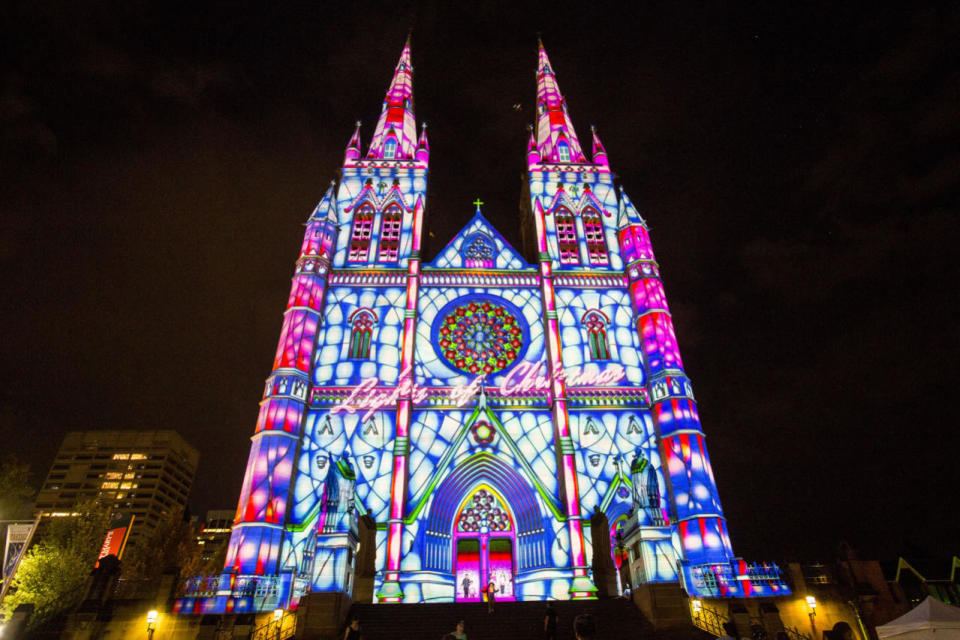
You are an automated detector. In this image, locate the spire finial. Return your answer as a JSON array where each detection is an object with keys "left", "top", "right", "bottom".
[
  {"left": 534, "top": 39, "right": 585, "bottom": 163},
  {"left": 473, "top": 198, "right": 484, "bottom": 213}
]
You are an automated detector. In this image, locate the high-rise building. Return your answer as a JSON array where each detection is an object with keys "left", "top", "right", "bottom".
[
  {"left": 194, "top": 509, "right": 235, "bottom": 565},
  {"left": 178, "top": 39, "right": 787, "bottom": 614},
  {"left": 35, "top": 430, "right": 199, "bottom": 548}
]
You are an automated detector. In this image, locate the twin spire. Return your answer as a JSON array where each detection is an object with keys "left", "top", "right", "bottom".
[{"left": 346, "top": 37, "right": 609, "bottom": 168}]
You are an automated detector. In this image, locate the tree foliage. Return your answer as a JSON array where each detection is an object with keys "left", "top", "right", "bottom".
[
  {"left": 0, "top": 455, "right": 35, "bottom": 520},
  {"left": 0, "top": 499, "right": 112, "bottom": 630}
]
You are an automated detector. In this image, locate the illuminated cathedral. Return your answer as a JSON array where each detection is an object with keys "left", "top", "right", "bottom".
[{"left": 177, "top": 38, "right": 788, "bottom": 614}]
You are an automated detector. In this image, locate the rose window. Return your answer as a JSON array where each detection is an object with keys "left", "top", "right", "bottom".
[
  {"left": 438, "top": 301, "right": 523, "bottom": 375},
  {"left": 456, "top": 488, "right": 511, "bottom": 534}
]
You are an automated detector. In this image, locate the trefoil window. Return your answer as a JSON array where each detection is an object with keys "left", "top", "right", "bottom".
[
  {"left": 349, "top": 311, "right": 375, "bottom": 359},
  {"left": 584, "top": 311, "right": 610, "bottom": 360}
]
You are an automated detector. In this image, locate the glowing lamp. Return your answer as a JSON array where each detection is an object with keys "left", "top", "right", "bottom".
[
  {"left": 273, "top": 608, "right": 284, "bottom": 622},
  {"left": 806, "top": 596, "right": 817, "bottom": 616},
  {"left": 146, "top": 610, "right": 159, "bottom": 639},
  {"left": 691, "top": 599, "right": 702, "bottom": 614}
]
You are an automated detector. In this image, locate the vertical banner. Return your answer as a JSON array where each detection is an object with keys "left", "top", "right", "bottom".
[
  {"left": 0, "top": 518, "right": 40, "bottom": 604},
  {"left": 96, "top": 513, "right": 135, "bottom": 567},
  {"left": 3, "top": 523, "right": 34, "bottom": 580}
]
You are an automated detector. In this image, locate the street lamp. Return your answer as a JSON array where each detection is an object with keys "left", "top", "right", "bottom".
[
  {"left": 273, "top": 608, "right": 284, "bottom": 640},
  {"left": 146, "top": 610, "right": 158, "bottom": 640},
  {"left": 805, "top": 596, "right": 817, "bottom": 634}
]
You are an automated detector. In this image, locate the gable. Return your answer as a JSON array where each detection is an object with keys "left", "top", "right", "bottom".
[{"left": 429, "top": 211, "right": 530, "bottom": 270}]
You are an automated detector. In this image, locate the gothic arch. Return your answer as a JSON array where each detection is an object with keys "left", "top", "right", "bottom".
[{"left": 422, "top": 452, "right": 547, "bottom": 572}]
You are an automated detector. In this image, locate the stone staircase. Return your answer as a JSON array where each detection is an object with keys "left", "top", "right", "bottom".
[{"left": 345, "top": 599, "right": 712, "bottom": 640}]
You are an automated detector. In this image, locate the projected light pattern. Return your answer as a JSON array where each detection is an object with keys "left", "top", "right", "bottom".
[{"left": 177, "top": 39, "right": 787, "bottom": 616}]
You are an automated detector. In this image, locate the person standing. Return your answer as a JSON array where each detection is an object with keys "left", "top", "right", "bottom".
[
  {"left": 461, "top": 574, "right": 472, "bottom": 599},
  {"left": 487, "top": 579, "right": 496, "bottom": 613},
  {"left": 544, "top": 602, "right": 558, "bottom": 640},
  {"left": 573, "top": 614, "right": 595, "bottom": 640},
  {"left": 343, "top": 618, "right": 362, "bottom": 640},
  {"left": 450, "top": 620, "right": 467, "bottom": 640}
]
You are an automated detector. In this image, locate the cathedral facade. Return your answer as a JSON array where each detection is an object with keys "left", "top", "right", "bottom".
[{"left": 177, "top": 39, "right": 787, "bottom": 614}]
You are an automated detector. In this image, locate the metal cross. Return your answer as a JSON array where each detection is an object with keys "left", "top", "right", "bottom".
[{"left": 473, "top": 198, "right": 484, "bottom": 209}]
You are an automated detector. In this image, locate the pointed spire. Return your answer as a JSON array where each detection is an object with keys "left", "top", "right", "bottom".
[
  {"left": 367, "top": 37, "right": 418, "bottom": 160},
  {"left": 617, "top": 186, "right": 647, "bottom": 229},
  {"left": 590, "top": 124, "right": 609, "bottom": 167},
  {"left": 309, "top": 181, "right": 338, "bottom": 222},
  {"left": 534, "top": 40, "right": 587, "bottom": 164},
  {"left": 344, "top": 121, "right": 361, "bottom": 163},
  {"left": 416, "top": 122, "right": 430, "bottom": 164},
  {"left": 526, "top": 124, "right": 541, "bottom": 166}
]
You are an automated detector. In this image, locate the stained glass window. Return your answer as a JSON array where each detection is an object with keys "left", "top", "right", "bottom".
[
  {"left": 348, "top": 204, "right": 374, "bottom": 262},
  {"left": 556, "top": 208, "right": 579, "bottom": 264},
  {"left": 557, "top": 142, "right": 570, "bottom": 162},
  {"left": 349, "top": 310, "right": 375, "bottom": 359},
  {"left": 378, "top": 204, "right": 402, "bottom": 262},
  {"left": 438, "top": 301, "right": 523, "bottom": 375},
  {"left": 582, "top": 208, "right": 608, "bottom": 265},
  {"left": 584, "top": 311, "right": 610, "bottom": 360},
  {"left": 384, "top": 137, "right": 397, "bottom": 159},
  {"left": 456, "top": 488, "right": 512, "bottom": 533}
]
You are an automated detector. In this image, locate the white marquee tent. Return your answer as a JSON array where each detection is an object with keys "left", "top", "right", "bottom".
[{"left": 876, "top": 596, "right": 960, "bottom": 639}]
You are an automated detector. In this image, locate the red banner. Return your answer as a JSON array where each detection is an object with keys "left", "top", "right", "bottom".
[{"left": 96, "top": 513, "right": 135, "bottom": 567}]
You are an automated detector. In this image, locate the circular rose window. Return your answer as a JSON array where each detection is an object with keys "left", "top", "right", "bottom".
[{"left": 437, "top": 301, "right": 523, "bottom": 375}]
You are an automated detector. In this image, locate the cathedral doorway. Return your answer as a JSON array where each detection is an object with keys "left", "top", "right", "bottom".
[{"left": 453, "top": 486, "right": 516, "bottom": 602}]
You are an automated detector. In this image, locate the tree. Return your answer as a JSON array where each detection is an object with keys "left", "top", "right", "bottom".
[
  {"left": 0, "top": 455, "right": 34, "bottom": 520},
  {"left": 0, "top": 499, "right": 112, "bottom": 630}
]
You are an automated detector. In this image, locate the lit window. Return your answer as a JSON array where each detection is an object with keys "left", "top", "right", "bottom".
[
  {"left": 557, "top": 142, "right": 570, "bottom": 162},
  {"left": 105, "top": 472, "right": 122, "bottom": 480},
  {"left": 584, "top": 311, "right": 610, "bottom": 360},
  {"left": 349, "top": 310, "right": 375, "bottom": 359},
  {"left": 130, "top": 453, "right": 147, "bottom": 460},
  {"left": 112, "top": 454, "right": 130, "bottom": 460},
  {"left": 348, "top": 204, "right": 374, "bottom": 262},
  {"left": 378, "top": 204, "right": 402, "bottom": 262},
  {"left": 582, "top": 209, "right": 608, "bottom": 265},
  {"left": 555, "top": 208, "right": 579, "bottom": 264},
  {"left": 101, "top": 482, "right": 119, "bottom": 489},
  {"left": 384, "top": 138, "right": 397, "bottom": 159}
]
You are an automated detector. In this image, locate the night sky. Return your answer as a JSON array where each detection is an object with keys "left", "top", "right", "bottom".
[{"left": 2, "top": 2, "right": 958, "bottom": 563}]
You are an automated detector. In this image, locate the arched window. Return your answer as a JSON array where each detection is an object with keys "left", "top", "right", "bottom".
[
  {"left": 555, "top": 208, "right": 579, "bottom": 265},
  {"left": 348, "top": 204, "right": 374, "bottom": 262},
  {"left": 348, "top": 310, "right": 375, "bottom": 359},
  {"left": 582, "top": 208, "right": 608, "bottom": 265},
  {"left": 384, "top": 137, "right": 397, "bottom": 159},
  {"left": 584, "top": 311, "right": 610, "bottom": 360},
  {"left": 557, "top": 142, "right": 570, "bottom": 162},
  {"left": 378, "top": 204, "right": 402, "bottom": 262}
]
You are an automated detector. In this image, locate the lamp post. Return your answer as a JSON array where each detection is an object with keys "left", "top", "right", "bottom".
[
  {"left": 273, "top": 608, "right": 284, "bottom": 640},
  {"left": 691, "top": 598, "right": 703, "bottom": 624},
  {"left": 146, "top": 610, "right": 158, "bottom": 640},
  {"left": 805, "top": 596, "right": 817, "bottom": 634}
]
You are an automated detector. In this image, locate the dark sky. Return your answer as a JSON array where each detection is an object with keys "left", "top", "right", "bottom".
[{"left": 2, "top": 2, "right": 958, "bottom": 563}]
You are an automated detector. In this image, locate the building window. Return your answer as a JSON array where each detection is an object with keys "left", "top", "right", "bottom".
[
  {"left": 384, "top": 138, "right": 397, "bottom": 159},
  {"left": 378, "top": 204, "right": 402, "bottom": 262},
  {"left": 555, "top": 208, "right": 579, "bottom": 264},
  {"left": 557, "top": 142, "right": 570, "bottom": 162},
  {"left": 349, "top": 310, "right": 376, "bottom": 359},
  {"left": 582, "top": 208, "right": 608, "bottom": 265},
  {"left": 348, "top": 204, "right": 374, "bottom": 262},
  {"left": 584, "top": 311, "right": 610, "bottom": 360}
]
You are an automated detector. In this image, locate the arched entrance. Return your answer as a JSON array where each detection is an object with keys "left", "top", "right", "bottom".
[{"left": 453, "top": 486, "right": 516, "bottom": 602}]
